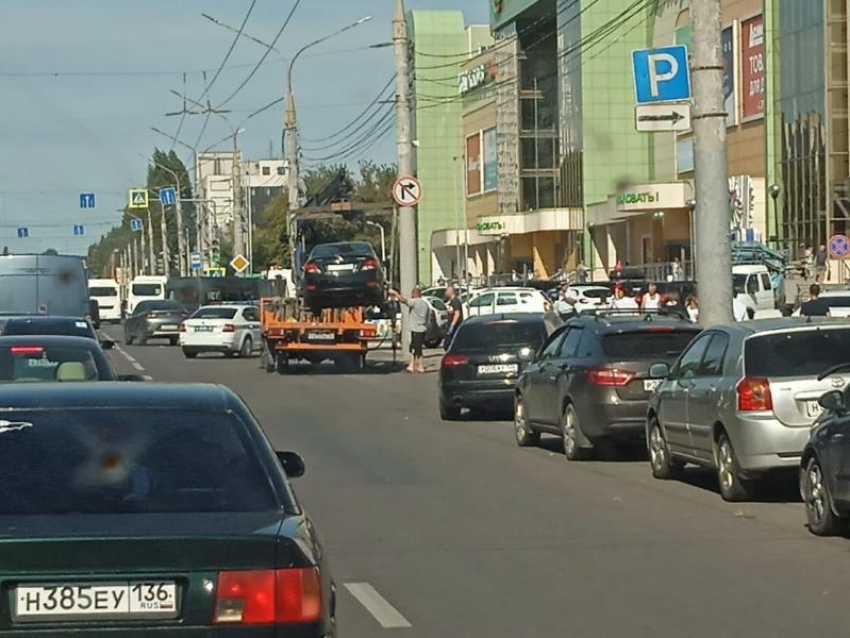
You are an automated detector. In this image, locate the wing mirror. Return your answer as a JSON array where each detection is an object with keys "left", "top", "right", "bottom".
[
  {"left": 276, "top": 451, "right": 306, "bottom": 478},
  {"left": 819, "top": 390, "right": 847, "bottom": 413},
  {"left": 649, "top": 362, "right": 670, "bottom": 379},
  {"left": 100, "top": 339, "right": 116, "bottom": 350}
]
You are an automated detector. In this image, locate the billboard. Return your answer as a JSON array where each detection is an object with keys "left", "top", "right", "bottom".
[
  {"left": 741, "top": 14, "right": 765, "bottom": 120},
  {"left": 482, "top": 128, "right": 498, "bottom": 191},
  {"left": 466, "top": 133, "right": 482, "bottom": 196},
  {"left": 721, "top": 25, "right": 737, "bottom": 126}
]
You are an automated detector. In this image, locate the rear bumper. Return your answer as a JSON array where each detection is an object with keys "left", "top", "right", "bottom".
[
  {"left": 576, "top": 398, "right": 648, "bottom": 441},
  {"left": 141, "top": 322, "right": 182, "bottom": 338},
  {"left": 98, "top": 306, "right": 122, "bottom": 321},
  {"left": 180, "top": 334, "right": 239, "bottom": 350},
  {"left": 731, "top": 413, "right": 811, "bottom": 472},
  {"left": 440, "top": 381, "right": 516, "bottom": 410}
]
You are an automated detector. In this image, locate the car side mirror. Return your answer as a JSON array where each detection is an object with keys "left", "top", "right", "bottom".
[
  {"left": 649, "top": 362, "right": 670, "bottom": 379},
  {"left": 100, "top": 339, "right": 115, "bottom": 350},
  {"left": 116, "top": 374, "right": 146, "bottom": 382},
  {"left": 819, "top": 390, "right": 847, "bottom": 413},
  {"left": 276, "top": 451, "right": 306, "bottom": 478},
  {"left": 517, "top": 347, "right": 535, "bottom": 363}
]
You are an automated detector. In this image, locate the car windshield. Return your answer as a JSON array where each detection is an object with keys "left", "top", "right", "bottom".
[
  {"left": 745, "top": 328, "right": 850, "bottom": 377},
  {"left": 0, "top": 345, "right": 105, "bottom": 383},
  {"left": 310, "top": 243, "right": 374, "bottom": 258},
  {"left": 132, "top": 283, "right": 162, "bottom": 296},
  {"left": 602, "top": 331, "right": 699, "bottom": 359},
  {"left": 0, "top": 408, "right": 278, "bottom": 515},
  {"left": 451, "top": 320, "right": 547, "bottom": 352},
  {"left": 3, "top": 320, "right": 94, "bottom": 339},
  {"left": 192, "top": 307, "right": 237, "bottom": 319},
  {"left": 89, "top": 286, "right": 118, "bottom": 297},
  {"left": 578, "top": 289, "right": 610, "bottom": 299}
]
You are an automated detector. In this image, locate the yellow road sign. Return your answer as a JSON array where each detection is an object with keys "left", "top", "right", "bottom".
[
  {"left": 230, "top": 254, "right": 250, "bottom": 273},
  {"left": 129, "top": 188, "right": 149, "bottom": 209}
]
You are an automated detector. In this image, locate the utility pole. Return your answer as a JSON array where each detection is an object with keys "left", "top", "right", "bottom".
[
  {"left": 285, "top": 94, "right": 299, "bottom": 271},
  {"left": 146, "top": 209, "right": 156, "bottom": 275},
  {"left": 159, "top": 202, "right": 171, "bottom": 275},
  {"left": 394, "top": 0, "right": 417, "bottom": 353},
  {"left": 231, "top": 137, "right": 245, "bottom": 263},
  {"left": 692, "top": 0, "right": 733, "bottom": 326}
]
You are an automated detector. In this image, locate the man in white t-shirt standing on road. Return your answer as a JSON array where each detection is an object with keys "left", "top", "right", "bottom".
[{"left": 389, "top": 287, "right": 430, "bottom": 373}]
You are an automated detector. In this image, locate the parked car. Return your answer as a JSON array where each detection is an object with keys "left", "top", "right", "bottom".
[
  {"left": 423, "top": 295, "right": 449, "bottom": 348},
  {"left": 0, "top": 383, "right": 335, "bottom": 636},
  {"left": 421, "top": 285, "right": 473, "bottom": 301},
  {"left": 0, "top": 335, "right": 117, "bottom": 383},
  {"left": 438, "top": 313, "right": 552, "bottom": 420},
  {"left": 647, "top": 318, "right": 850, "bottom": 501},
  {"left": 800, "top": 380, "right": 850, "bottom": 535},
  {"left": 608, "top": 267, "right": 648, "bottom": 297},
  {"left": 124, "top": 300, "right": 188, "bottom": 346},
  {"left": 792, "top": 289, "right": 850, "bottom": 317},
  {"left": 179, "top": 304, "right": 262, "bottom": 359},
  {"left": 565, "top": 285, "right": 612, "bottom": 313},
  {"left": 732, "top": 264, "right": 776, "bottom": 313},
  {"left": 301, "top": 241, "right": 385, "bottom": 312},
  {"left": 464, "top": 287, "right": 549, "bottom": 317},
  {"left": 514, "top": 314, "right": 700, "bottom": 458}
]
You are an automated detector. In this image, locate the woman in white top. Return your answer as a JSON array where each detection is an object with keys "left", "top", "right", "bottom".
[
  {"left": 685, "top": 295, "right": 699, "bottom": 322},
  {"left": 641, "top": 283, "right": 662, "bottom": 311}
]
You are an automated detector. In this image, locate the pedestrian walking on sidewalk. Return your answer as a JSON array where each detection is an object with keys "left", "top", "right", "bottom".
[
  {"left": 389, "top": 287, "right": 429, "bottom": 373},
  {"left": 815, "top": 245, "right": 828, "bottom": 283}
]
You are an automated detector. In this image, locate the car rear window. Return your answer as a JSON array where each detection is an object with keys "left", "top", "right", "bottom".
[
  {"left": 192, "top": 307, "right": 237, "bottom": 319},
  {"left": 579, "top": 289, "right": 610, "bottom": 299},
  {"left": 745, "top": 328, "right": 850, "bottom": 377},
  {"left": 3, "top": 320, "right": 94, "bottom": 339},
  {"left": 0, "top": 408, "right": 279, "bottom": 515},
  {"left": 132, "top": 283, "right": 162, "bottom": 296},
  {"left": 451, "top": 320, "right": 547, "bottom": 351},
  {"left": 0, "top": 345, "right": 104, "bottom": 383},
  {"left": 601, "top": 331, "right": 699, "bottom": 360},
  {"left": 310, "top": 243, "right": 373, "bottom": 258},
  {"left": 89, "top": 286, "right": 118, "bottom": 297}
]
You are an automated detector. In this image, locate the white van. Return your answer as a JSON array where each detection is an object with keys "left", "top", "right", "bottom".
[
  {"left": 128, "top": 275, "right": 167, "bottom": 314},
  {"left": 732, "top": 265, "right": 776, "bottom": 315},
  {"left": 88, "top": 278, "right": 122, "bottom": 323}
]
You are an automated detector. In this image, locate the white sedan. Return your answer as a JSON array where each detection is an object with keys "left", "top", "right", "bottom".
[
  {"left": 464, "top": 288, "right": 550, "bottom": 317},
  {"left": 179, "top": 304, "right": 262, "bottom": 359},
  {"left": 565, "top": 285, "right": 612, "bottom": 313}
]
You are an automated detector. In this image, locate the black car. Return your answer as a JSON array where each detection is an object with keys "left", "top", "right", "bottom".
[
  {"left": 124, "top": 300, "right": 188, "bottom": 346},
  {"left": 302, "top": 242, "right": 385, "bottom": 312},
  {"left": 0, "top": 383, "right": 334, "bottom": 636},
  {"left": 438, "top": 313, "right": 552, "bottom": 420},
  {"left": 0, "top": 335, "right": 117, "bottom": 383},
  {"left": 514, "top": 314, "right": 700, "bottom": 459},
  {"left": 3, "top": 315, "right": 100, "bottom": 341}
]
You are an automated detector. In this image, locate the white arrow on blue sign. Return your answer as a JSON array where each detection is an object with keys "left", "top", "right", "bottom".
[
  {"left": 632, "top": 45, "right": 691, "bottom": 104},
  {"left": 79, "top": 193, "right": 96, "bottom": 209},
  {"left": 190, "top": 251, "right": 202, "bottom": 270},
  {"left": 159, "top": 187, "right": 177, "bottom": 206},
  {"left": 16, "top": 228, "right": 28, "bottom": 239},
  {"left": 130, "top": 218, "right": 143, "bottom": 232}
]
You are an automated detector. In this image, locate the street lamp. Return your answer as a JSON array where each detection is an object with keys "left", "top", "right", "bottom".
[
  {"left": 768, "top": 184, "right": 781, "bottom": 247},
  {"left": 285, "top": 16, "right": 373, "bottom": 266},
  {"left": 365, "top": 220, "right": 386, "bottom": 262}
]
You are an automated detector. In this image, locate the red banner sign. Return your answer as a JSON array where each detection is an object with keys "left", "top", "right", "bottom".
[
  {"left": 466, "top": 133, "right": 482, "bottom": 196},
  {"left": 741, "top": 14, "right": 765, "bottom": 120}
]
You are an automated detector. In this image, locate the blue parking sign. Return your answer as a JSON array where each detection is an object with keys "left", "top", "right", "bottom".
[{"left": 632, "top": 45, "right": 691, "bottom": 104}]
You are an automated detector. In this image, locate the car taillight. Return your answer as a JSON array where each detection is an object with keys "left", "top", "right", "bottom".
[
  {"left": 588, "top": 367, "right": 635, "bottom": 386},
  {"left": 361, "top": 258, "right": 379, "bottom": 271},
  {"left": 304, "top": 262, "right": 320, "bottom": 274},
  {"left": 222, "top": 324, "right": 236, "bottom": 333},
  {"left": 9, "top": 346, "right": 44, "bottom": 355},
  {"left": 442, "top": 354, "right": 469, "bottom": 368},
  {"left": 214, "top": 568, "right": 321, "bottom": 625},
  {"left": 737, "top": 377, "right": 773, "bottom": 411}
]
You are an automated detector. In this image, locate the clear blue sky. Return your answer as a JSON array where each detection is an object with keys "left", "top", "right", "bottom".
[{"left": 0, "top": 0, "right": 488, "bottom": 254}]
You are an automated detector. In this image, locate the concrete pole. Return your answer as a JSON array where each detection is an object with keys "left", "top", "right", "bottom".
[
  {"left": 692, "top": 0, "right": 733, "bottom": 326},
  {"left": 231, "top": 137, "right": 245, "bottom": 264},
  {"left": 394, "top": 0, "right": 417, "bottom": 352},
  {"left": 159, "top": 203, "right": 170, "bottom": 275},
  {"left": 146, "top": 209, "right": 156, "bottom": 275},
  {"left": 285, "top": 94, "right": 299, "bottom": 271}
]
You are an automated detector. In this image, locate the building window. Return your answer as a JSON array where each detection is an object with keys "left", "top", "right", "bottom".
[
  {"left": 262, "top": 166, "right": 271, "bottom": 176},
  {"left": 277, "top": 166, "right": 285, "bottom": 176}
]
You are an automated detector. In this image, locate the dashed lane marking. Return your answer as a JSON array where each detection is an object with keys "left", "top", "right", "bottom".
[{"left": 344, "top": 583, "right": 412, "bottom": 629}]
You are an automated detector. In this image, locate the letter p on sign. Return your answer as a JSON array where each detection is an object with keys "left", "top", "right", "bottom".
[
  {"left": 648, "top": 53, "right": 678, "bottom": 97},
  {"left": 632, "top": 45, "right": 691, "bottom": 104}
]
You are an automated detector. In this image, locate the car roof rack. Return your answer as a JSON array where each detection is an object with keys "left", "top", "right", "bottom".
[{"left": 586, "top": 308, "right": 691, "bottom": 323}]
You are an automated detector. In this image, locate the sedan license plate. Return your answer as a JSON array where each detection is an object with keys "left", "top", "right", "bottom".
[
  {"left": 306, "top": 331, "right": 336, "bottom": 342},
  {"left": 160, "top": 324, "right": 178, "bottom": 331},
  {"left": 15, "top": 581, "right": 178, "bottom": 622},
  {"left": 804, "top": 400, "right": 823, "bottom": 419},
  {"left": 478, "top": 364, "right": 518, "bottom": 376},
  {"left": 327, "top": 264, "right": 355, "bottom": 272},
  {"left": 194, "top": 326, "right": 214, "bottom": 332},
  {"left": 644, "top": 380, "right": 661, "bottom": 392}
]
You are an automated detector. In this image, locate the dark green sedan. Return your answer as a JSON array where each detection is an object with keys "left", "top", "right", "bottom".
[{"left": 0, "top": 383, "right": 336, "bottom": 637}]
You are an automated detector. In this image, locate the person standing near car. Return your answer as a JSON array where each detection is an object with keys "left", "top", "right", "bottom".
[
  {"left": 609, "top": 285, "right": 639, "bottom": 311},
  {"left": 444, "top": 284, "right": 464, "bottom": 349},
  {"left": 815, "top": 244, "right": 828, "bottom": 283},
  {"left": 388, "top": 287, "right": 429, "bottom": 373},
  {"left": 641, "top": 283, "right": 662, "bottom": 311},
  {"left": 800, "top": 283, "right": 831, "bottom": 317}
]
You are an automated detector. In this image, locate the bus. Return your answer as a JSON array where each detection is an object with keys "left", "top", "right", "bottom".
[
  {"left": 128, "top": 275, "right": 167, "bottom": 314},
  {"left": 88, "top": 278, "right": 122, "bottom": 322}
]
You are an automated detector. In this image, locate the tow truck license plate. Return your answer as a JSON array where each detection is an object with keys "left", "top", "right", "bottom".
[
  {"left": 15, "top": 581, "right": 178, "bottom": 622},
  {"left": 306, "top": 331, "right": 335, "bottom": 342}
]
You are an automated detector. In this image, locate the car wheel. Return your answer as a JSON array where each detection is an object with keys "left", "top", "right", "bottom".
[
  {"left": 648, "top": 416, "right": 684, "bottom": 479},
  {"left": 440, "top": 398, "right": 461, "bottom": 421},
  {"left": 803, "top": 456, "right": 847, "bottom": 536},
  {"left": 276, "top": 355, "right": 290, "bottom": 375},
  {"left": 169, "top": 336, "right": 179, "bottom": 346},
  {"left": 562, "top": 404, "right": 591, "bottom": 461},
  {"left": 240, "top": 336, "right": 253, "bottom": 358},
  {"left": 514, "top": 396, "right": 540, "bottom": 447},
  {"left": 182, "top": 348, "right": 197, "bottom": 359},
  {"left": 716, "top": 433, "right": 754, "bottom": 502}
]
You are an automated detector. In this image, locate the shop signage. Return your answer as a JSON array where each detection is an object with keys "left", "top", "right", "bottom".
[
  {"left": 476, "top": 221, "right": 505, "bottom": 232},
  {"left": 615, "top": 183, "right": 688, "bottom": 212},
  {"left": 741, "top": 14, "right": 765, "bottom": 120},
  {"left": 616, "top": 191, "right": 660, "bottom": 206},
  {"left": 459, "top": 64, "right": 489, "bottom": 95},
  {"left": 482, "top": 128, "right": 498, "bottom": 191}
]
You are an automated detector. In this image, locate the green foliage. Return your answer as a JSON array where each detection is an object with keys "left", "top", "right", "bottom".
[{"left": 42, "top": 248, "right": 59, "bottom": 256}]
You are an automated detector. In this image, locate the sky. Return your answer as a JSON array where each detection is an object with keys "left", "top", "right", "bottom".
[{"left": 0, "top": 0, "right": 488, "bottom": 254}]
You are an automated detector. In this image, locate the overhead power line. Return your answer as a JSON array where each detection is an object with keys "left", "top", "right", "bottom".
[
  {"left": 301, "top": 74, "right": 395, "bottom": 143},
  {"left": 196, "top": 0, "right": 259, "bottom": 103}
]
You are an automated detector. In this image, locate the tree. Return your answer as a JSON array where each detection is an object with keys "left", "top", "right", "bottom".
[{"left": 42, "top": 248, "right": 59, "bottom": 256}]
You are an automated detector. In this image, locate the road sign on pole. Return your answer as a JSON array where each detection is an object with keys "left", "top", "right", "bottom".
[
  {"left": 828, "top": 234, "right": 850, "bottom": 259},
  {"left": 632, "top": 45, "right": 691, "bottom": 104},
  {"left": 73, "top": 225, "right": 85, "bottom": 236},
  {"left": 635, "top": 103, "right": 692, "bottom": 132},
  {"left": 129, "top": 188, "right": 149, "bottom": 209},
  {"left": 230, "top": 254, "right": 250, "bottom": 274},
  {"left": 159, "top": 187, "right": 176, "bottom": 206},
  {"left": 79, "top": 193, "right": 96, "bottom": 209},
  {"left": 130, "top": 218, "right": 143, "bottom": 232},
  {"left": 16, "top": 228, "right": 28, "bottom": 239},
  {"left": 392, "top": 175, "right": 422, "bottom": 207},
  {"left": 190, "top": 251, "right": 202, "bottom": 270}
]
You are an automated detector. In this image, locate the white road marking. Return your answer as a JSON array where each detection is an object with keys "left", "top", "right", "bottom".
[
  {"left": 344, "top": 583, "right": 412, "bottom": 629},
  {"left": 113, "top": 343, "right": 146, "bottom": 374},
  {"left": 132, "top": 362, "right": 145, "bottom": 371},
  {"left": 143, "top": 375, "right": 153, "bottom": 381}
]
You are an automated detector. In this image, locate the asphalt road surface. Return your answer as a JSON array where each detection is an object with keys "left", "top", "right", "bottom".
[{"left": 102, "top": 325, "right": 850, "bottom": 638}]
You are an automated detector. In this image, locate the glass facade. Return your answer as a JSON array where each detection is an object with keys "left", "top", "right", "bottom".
[{"left": 558, "top": 0, "right": 583, "bottom": 208}]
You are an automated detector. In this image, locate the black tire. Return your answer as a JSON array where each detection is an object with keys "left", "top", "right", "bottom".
[
  {"left": 562, "top": 404, "right": 591, "bottom": 461},
  {"left": 647, "top": 416, "right": 684, "bottom": 479},
  {"left": 224, "top": 350, "right": 237, "bottom": 359},
  {"left": 440, "top": 398, "right": 461, "bottom": 421},
  {"left": 240, "top": 336, "right": 253, "bottom": 358},
  {"left": 182, "top": 348, "right": 198, "bottom": 359},
  {"left": 716, "top": 433, "right": 754, "bottom": 502},
  {"left": 514, "top": 396, "right": 540, "bottom": 447},
  {"left": 802, "top": 456, "right": 847, "bottom": 536},
  {"left": 169, "top": 336, "right": 179, "bottom": 346},
  {"left": 276, "top": 355, "right": 290, "bottom": 375}
]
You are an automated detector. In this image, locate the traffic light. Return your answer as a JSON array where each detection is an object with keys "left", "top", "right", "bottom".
[{"left": 211, "top": 237, "right": 221, "bottom": 264}]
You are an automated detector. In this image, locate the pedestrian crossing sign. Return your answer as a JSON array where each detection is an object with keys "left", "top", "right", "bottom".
[{"left": 129, "top": 188, "right": 149, "bottom": 209}]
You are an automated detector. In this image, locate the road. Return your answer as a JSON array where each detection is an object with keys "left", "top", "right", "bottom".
[{"left": 102, "top": 325, "right": 850, "bottom": 638}]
